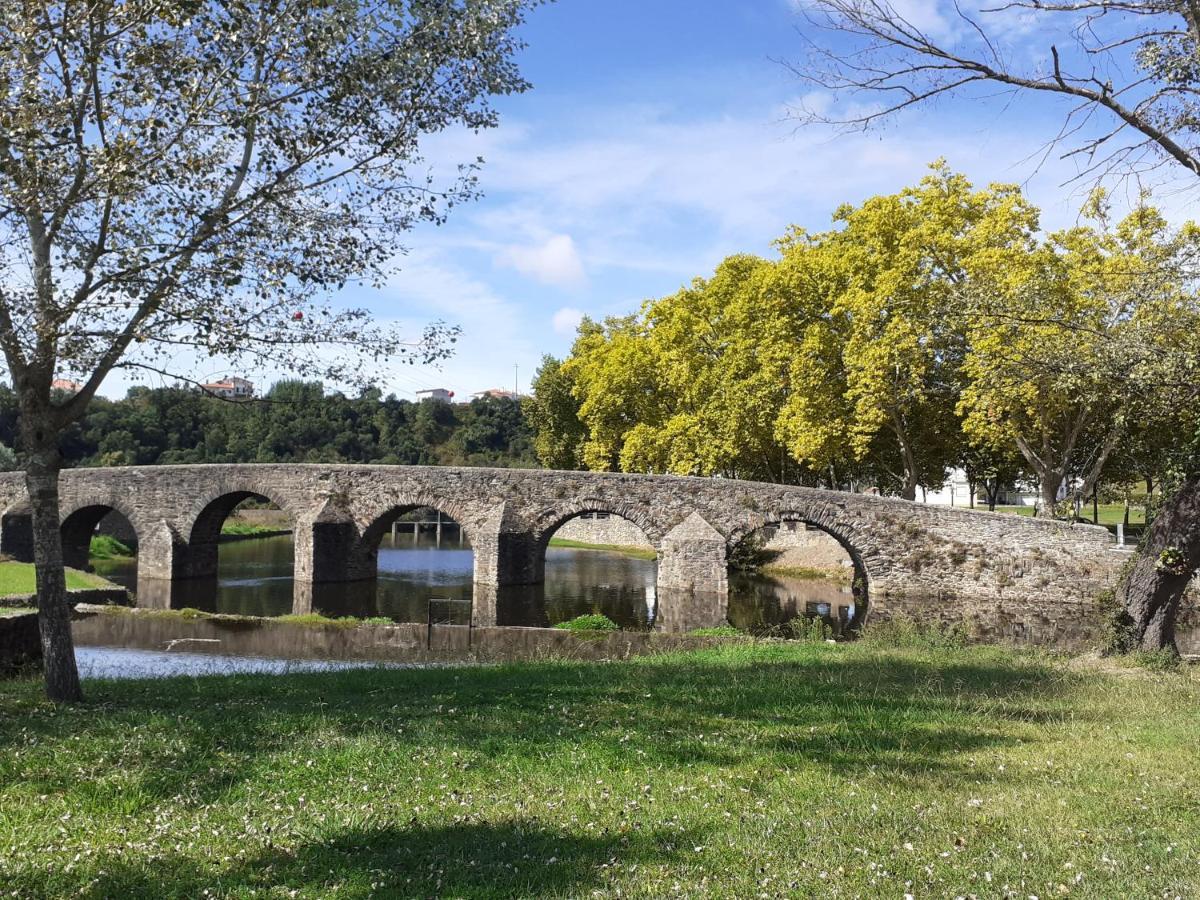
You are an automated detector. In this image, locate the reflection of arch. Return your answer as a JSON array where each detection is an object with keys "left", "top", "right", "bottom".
[
  {"left": 728, "top": 509, "right": 872, "bottom": 626},
  {"left": 60, "top": 503, "right": 140, "bottom": 572},
  {"left": 184, "top": 488, "right": 296, "bottom": 546},
  {"left": 531, "top": 498, "right": 665, "bottom": 551}
]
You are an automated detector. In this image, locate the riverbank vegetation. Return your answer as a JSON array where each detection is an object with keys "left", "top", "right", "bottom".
[
  {"left": 759, "top": 563, "right": 851, "bottom": 583},
  {"left": 1, "top": 641, "right": 1196, "bottom": 896},
  {"left": 87, "top": 535, "right": 132, "bottom": 560},
  {"left": 546, "top": 537, "right": 658, "bottom": 560},
  {"left": 219, "top": 521, "right": 291, "bottom": 539}
]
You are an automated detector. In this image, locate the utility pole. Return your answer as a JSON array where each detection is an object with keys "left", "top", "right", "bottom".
[{"left": 514, "top": 363, "right": 519, "bottom": 399}]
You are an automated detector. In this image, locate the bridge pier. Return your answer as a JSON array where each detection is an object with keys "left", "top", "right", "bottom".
[
  {"left": 655, "top": 512, "right": 729, "bottom": 596},
  {"left": 294, "top": 500, "right": 368, "bottom": 583},
  {"left": 472, "top": 528, "right": 544, "bottom": 586}
]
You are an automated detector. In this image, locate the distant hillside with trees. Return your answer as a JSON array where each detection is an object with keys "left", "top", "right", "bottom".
[{"left": 0, "top": 381, "right": 536, "bottom": 470}]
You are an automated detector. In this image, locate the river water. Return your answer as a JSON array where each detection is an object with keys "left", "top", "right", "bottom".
[{"left": 93, "top": 533, "right": 860, "bottom": 636}]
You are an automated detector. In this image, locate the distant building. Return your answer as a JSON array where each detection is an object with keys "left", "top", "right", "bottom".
[
  {"left": 925, "top": 469, "right": 1062, "bottom": 509},
  {"left": 51, "top": 378, "right": 82, "bottom": 394},
  {"left": 471, "top": 387, "right": 519, "bottom": 401},
  {"left": 924, "top": 468, "right": 975, "bottom": 507},
  {"left": 416, "top": 388, "right": 455, "bottom": 403},
  {"left": 201, "top": 376, "right": 254, "bottom": 400}
]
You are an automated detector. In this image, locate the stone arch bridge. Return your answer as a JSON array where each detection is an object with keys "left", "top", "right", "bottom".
[{"left": 0, "top": 465, "right": 1124, "bottom": 639}]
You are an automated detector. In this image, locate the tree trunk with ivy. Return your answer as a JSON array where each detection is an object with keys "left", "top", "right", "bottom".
[{"left": 1113, "top": 474, "right": 1200, "bottom": 654}]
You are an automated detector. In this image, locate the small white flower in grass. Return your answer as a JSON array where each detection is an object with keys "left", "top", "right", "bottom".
[{"left": 968, "top": 798, "right": 983, "bottom": 807}]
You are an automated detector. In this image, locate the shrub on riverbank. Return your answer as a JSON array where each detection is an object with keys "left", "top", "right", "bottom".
[
  {"left": 553, "top": 613, "right": 619, "bottom": 632},
  {"left": 1, "top": 643, "right": 1197, "bottom": 896},
  {"left": 88, "top": 535, "right": 132, "bottom": 560}
]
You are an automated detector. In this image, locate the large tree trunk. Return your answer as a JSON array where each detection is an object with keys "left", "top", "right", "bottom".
[
  {"left": 1114, "top": 473, "right": 1200, "bottom": 655},
  {"left": 1037, "top": 472, "right": 1063, "bottom": 518},
  {"left": 888, "top": 413, "right": 919, "bottom": 501},
  {"left": 984, "top": 478, "right": 1000, "bottom": 512},
  {"left": 24, "top": 449, "right": 82, "bottom": 702}
]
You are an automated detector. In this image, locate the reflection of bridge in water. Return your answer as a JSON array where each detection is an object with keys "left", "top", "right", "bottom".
[{"left": 0, "top": 464, "right": 1122, "bottom": 638}]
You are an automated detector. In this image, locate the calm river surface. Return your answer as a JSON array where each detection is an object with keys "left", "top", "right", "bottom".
[{"left": 94, "top": 533, "right": 859, "bottom": 635}]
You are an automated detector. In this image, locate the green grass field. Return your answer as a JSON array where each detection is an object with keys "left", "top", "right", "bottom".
[
  {"left": 220, "top": 521, "right": 290, "bottom": 537},
  {"left": 546, "top": 537, "right": 658, "bottom": 560},
  {"left": 0, "top": 560, "right": 114, "bottom": 595},
  {"left": 2, "top": 642, "right": 1197, "bottom": 897},
  {"left": 993, "top": 503, "right": 1146, "bottom": 525},
  {"left": 759, "top": 563, "right": 853, "bottom": 583}
]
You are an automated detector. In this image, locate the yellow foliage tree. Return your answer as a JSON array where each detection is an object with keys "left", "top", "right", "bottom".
[
  {"left": 776, "top": 163, "right": 1039, "bottom": 498},
  {"left": 959, "top": 193, "right": 1200, "bottom": 516}
]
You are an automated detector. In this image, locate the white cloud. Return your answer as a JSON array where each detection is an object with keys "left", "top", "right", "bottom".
[
  {"left": 496, "top": 233, "right": 587, "bottom": 287},
  {"left": 375, "top": 249, "right": 542, "bottom": 397},
  {"left": 552, "top": 306, "right": 584, "bottom": 336}
]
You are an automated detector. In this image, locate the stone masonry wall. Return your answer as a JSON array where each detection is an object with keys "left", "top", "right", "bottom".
[
  {"left": 760, "top": 522, "right": 855, "bottom": 572},
  {"left": 0, "top": 612, "right": 40, "bottom": 674},
  {"left": 553, "top": 513, "right": 653, "bottom": 547}
]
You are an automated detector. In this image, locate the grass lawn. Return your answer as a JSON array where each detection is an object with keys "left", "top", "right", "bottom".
[
  {"left": 1, "top": 642, "right": 1198, "bottom": 897},
  {"left": 993, "top": 503, "right": 1146, "bottom": 525},
  {"left": 221, "top": 521, "right": 291, "bottom": 537},
  {"left": 547, "top": 537, "right": 658, "bottom": 560},
  {"left": 0, "top": 560, "right": 114, "bottom": 595},
  {"left": 759, "top": 563, "right": 852, "bottom": 583}
]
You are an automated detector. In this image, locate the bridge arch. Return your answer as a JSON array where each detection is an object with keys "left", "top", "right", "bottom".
[
  {"left": 530, "top": 498, "right": 667, "bottom": 552},
  {"left": 58, "top": 496, "right": 144, "bottom": 573},
  {"left": 523, "top": 503, "right": 661, "bottom": 629},
  {"left": 728, "top": 510, "right": 870, "bottom": 634},
  {"left": 178, "top": 485, "right": 300, "bottom": 583},
  {"left": 356, "top": 495, "right": 476, "bottom": 553},
  {"left": 340, "top": 493, "right": 480, "bottom": 588},
  {"left": 183, "top": 485, "right": 299, "bottom": 547}
]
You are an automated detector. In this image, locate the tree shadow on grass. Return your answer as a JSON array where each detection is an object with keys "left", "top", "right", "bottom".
[
  {"left": 0, "top": 647, "right": 1083, "bottom": 809},
  {"left": 13, "top": 819, "right": 695, "bottom": 900}
]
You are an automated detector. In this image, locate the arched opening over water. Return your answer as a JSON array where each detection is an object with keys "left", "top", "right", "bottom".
[
  {"left": 522, "top": 510, "right": 659, "bottom": 630},
  {"left": 60, "top": 505, "right": 139, "bottom": 592},
  {"left": 350, "top": 504, "right": 474, "bottom": 624},
  {"left": 727, "top": 518, "right": 867, "bottom": 638},
  {"left": 180, "top": 492, "right": 295, "bottom": 616}
]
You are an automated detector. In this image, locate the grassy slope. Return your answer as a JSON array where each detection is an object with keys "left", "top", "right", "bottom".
[
  {"left": 0, "top": 560, "right": 112, "bottom": 595},
  {"left": 1, "top": 644, "right": 1197, "bottom": 897},
  {"left": 547, "top": 537, "right": 658, "bottom": 560},
  {"left": 220, "top": 521, "right": 290, "bottom": 537},
  {"left": 759, "top": 563, "right": 852, "bottom": 583}
]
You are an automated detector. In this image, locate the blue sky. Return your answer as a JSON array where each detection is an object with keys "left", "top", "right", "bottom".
[{"left": 121, "top": 0, "right": 1200, "bottom": 400}]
